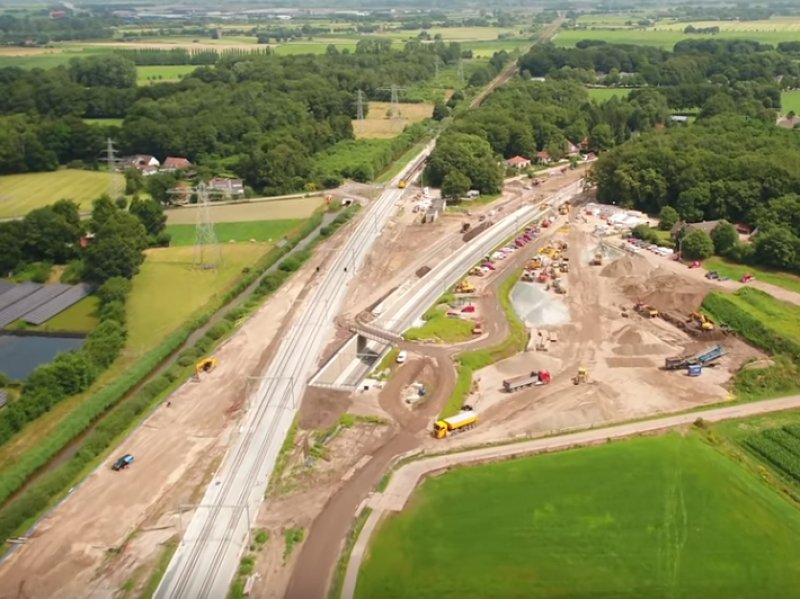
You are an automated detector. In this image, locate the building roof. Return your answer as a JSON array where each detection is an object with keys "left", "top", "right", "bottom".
[
  {"left": 505, "top": 155, "right": 530, "bottom": 167},
  {"left": 565, "top": 141, "right": 580, "bottom": 154},
  {"left": 535, "top": 151, "right": 551, "bottom": 160},
  {"left": 671, "top": 219, "right": 721, "bottom": 237},
  {"left": 163, "top": 156, "right": 192, "bottom": 169}
]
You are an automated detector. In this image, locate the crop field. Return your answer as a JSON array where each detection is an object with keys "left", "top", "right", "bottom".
[
  {"left": 125, "top": 244, "right": 267, "bottom": 354},
  {"left": 464, "top": 38, "right": 532, "bottom": 57},
  {"left": 0, "top": 170, "right": 124, "bottom": 218},
  {"left": 137, "top": 65, "right": 197, "bottom": 84},
  {"left": 355, "top": 434, "right": 800, "bottom": 599},
  {"left": 165, "top": 219, "right": 303, "bottom": 246},
  {"left": 164, "top": 197, "right": 323, "bottom": 225},
  {"left": 585, "top": 87, "right": 635, "bottom": 101},
  {"left": 353, "top": 102, "right": 433, "bottom": 139}
]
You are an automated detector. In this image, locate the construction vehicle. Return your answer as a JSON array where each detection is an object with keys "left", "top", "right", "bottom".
[
  {"left": 472, "top": 323, "right": 483, "bottom": 335},
  {"left": 665, "top": 345, "right": 724, "bottom": 370},
  {"left": 461, "top": 223, "right": 471, "bottom": 233},
  {"left": 455, "top": 280, "right": 475, "bottom": 294},
  {"left": 537, "top": 271, "right": 549, "bottom": 283},
  {"left": 552, "top": 279, "right": 567, "bottom": 294},
  {"left": 688, "top": 311, "right": 715, "bottom": 331},
  {"left": 634, "top": 302, "right": 659, "bottom": 318},
  {"left": 502, "top": 370, "right": 552, "bottom": 392},
  {"left": 572, "top": 367, "right": 589, "bottom": 385},
  {"left": 527, "top": 257, "right": 543, "bottom": 270},
  {"left": 433, "top": 410, "right": 478, "bottom": 439},
  {"left": 590, "top": 253, "right": 603, "bottom": 266},
  {"left": 195, "top": 357, "right": 217, "bottom": 379},
  {"left": 398, "top": 181, "right": 407, "bottom": 189},
  {"left": 559, "top": 203, "right": 570, "bottom": 215},
  {"left": 741, "top": 273, "right": 754, "bottom": 283}
]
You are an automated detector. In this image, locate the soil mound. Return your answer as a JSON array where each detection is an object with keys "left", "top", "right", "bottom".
[
  {"left": 621, "top": 273, "right": 708, "bottom": 314},
  {"left": 612, "top": 325, "right": 674, "bottom": 356},
  {"left": 600, "top": 255, "right": 651, "bottom": 278}
]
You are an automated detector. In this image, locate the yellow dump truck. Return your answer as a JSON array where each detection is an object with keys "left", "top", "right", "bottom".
[
  {"left": 433, "top": 410, "right": 478, "bottom": 439},
  {"left": 455, "top": 280, "right": 475, "bottom": 293}
]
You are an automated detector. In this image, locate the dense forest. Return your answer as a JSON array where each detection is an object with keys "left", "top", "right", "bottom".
[
  {"left": 591, "top": 116, "right": 800, "bottom": 271},
  {"left": 424, "top": 79, "right": 670, "bottom": 195},
  {"left": 0, "top": 39, "right": 468, "bottom": 193}
]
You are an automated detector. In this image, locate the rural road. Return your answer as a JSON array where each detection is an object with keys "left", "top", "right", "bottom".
[
  {"left": 153, "top": 142, "right": 435, "bottom": 599},
  {"left": 341, "top": 393, "right": 800, "bottom": 599}
]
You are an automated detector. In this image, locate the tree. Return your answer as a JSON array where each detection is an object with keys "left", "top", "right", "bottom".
[
  {"left": 84, "top": 211, "right": 148, "bottom": 283},
  {"left": 90, "top": 195, "right": 117, "bottom": 231},
  {"left": 21, "top": 206, "right": 80, "bottom": 263},
  {"left": 0, "top": 221, "right": 23, "bottom": 274},
  {"left": 753, "top": 227, "right": 798, "bottom": 270},
  {"left": 680, "top": 229, "right": 714, "bottom": 260},
  {"left": 144, "top": 172, "right": 178, "bottom": 205},
  {"left": 589, "top": 123, "right": 614, "bottom": 152},
  {"left": 96, "top": 276, "right": 132, "bottom": 305},
  {"left": 710, "top": 220, "right": 738, "bottom": 255},
  {"left": 129, "top": 196, "right": 166, "bottom": 237},
  {"left": 432, "top": 100, "right": 449, "bottom": 121},
  {"left": 68, "top": 54, "right": 137, "bottom": 88},
  {"left": 124, "top": 167, "right": 143, "bottom": 194},
  {"left": 657, "top": 206, "right": 679, "bottom": 231},
  {"left": 441, "top": 171, "right": 471, "bottom": 200}
]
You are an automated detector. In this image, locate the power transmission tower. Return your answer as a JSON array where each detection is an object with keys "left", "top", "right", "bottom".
[
  {"left": 377, "top": 84, "right": 407, "bottom": 120},
  {"left": 356, "top": 89, "right": 365, "bottom": 121},
  {"left": 99, "top": 137, "right": 122, "bottom": 200},
  {"left": 193, "top": 182, "right": 221, "bottom": 270}
]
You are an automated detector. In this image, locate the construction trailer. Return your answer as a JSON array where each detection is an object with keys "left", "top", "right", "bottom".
[
  {"left": 590, "top": 253, "right": 603, "bottom": 266},
  {"left": 664, "top": 345, "right": 725, "bottom": 370},
  {"left": 502, "top": 370, "right": 552, "bottom": 392},
  {"left": 433, "top": 410, "right": 479, "bottom": 439}
]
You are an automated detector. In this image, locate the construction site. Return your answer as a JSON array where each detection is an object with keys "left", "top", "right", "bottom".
[{"left": 0, "top": 165, "right": 767, "bottom": 599}]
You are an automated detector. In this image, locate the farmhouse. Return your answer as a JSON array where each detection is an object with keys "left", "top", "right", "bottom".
[
  {"left": 505, "top": 155, "right": 531, "bottom": 169},
  {"left": 121, "top": 155, "right": 160, "bottom": 175},
  {"left": 565, "top": 141, "right": 580, "bottom": 156},
  {"left": 208, "top": 177, "right": 245, "bottom": 198},
  {"left": 162, "top": 156, "right": 192, "bottom": 172},
  {"left": 534, "top": 151, "right": 552, "bottom": 165}
]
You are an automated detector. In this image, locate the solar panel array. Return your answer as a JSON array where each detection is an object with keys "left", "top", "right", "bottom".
[
  {"left": 24, "top": 283, "right": 92, "bottom": 325},
  {"left": 0, "top": 280, "right": 14, "bottom": 297},
  {"left": 0, "top": 283, "right": 42, "bottom": 312},
  {"left": 0, "top": 284, "right": 72, "bottom": 329}
]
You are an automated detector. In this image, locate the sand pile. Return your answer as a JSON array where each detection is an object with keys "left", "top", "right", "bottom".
[
  {"left": 612, "top": 325, "right": 674, "bottom": 356},
  {"left": 600, "top": 255, "right": 651, "bottom": 278},
  {"left": 620, "top": 271, "right": 708, "bottom": 314}
]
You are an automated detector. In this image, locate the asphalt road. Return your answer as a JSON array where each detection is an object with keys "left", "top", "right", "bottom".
[
  {"left": 153, "top": 142, "right": 435, "bottom": 599},
  {"left": 341, "top": 393, "right": 800, "bottom": 599}
]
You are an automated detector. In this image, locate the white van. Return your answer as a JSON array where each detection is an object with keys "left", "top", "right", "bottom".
[{"left": 396, "top": 350, "right": 408, "bottom": 364}]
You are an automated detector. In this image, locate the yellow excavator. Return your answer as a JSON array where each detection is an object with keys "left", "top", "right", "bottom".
[
  {"left": 195, "top": 357, "right": 218, "bottom": 380},
  {"left": 572, "top": 367, "right": 589, "bottom": 385},
  {"left": 688, "top": 312, "right": 715, "bottom": 331}
]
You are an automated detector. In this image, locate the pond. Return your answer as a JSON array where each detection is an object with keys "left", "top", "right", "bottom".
[
  {"left": 0, "top": 333, "right": 85, "bottom": 380},
  {"left": 510, "top": 281, "right": 570, "bottom": 327}
]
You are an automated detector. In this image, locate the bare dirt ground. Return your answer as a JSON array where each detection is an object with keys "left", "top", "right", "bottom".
[{"left": 0, "top": 234, "right": 345, "bottom": 599}]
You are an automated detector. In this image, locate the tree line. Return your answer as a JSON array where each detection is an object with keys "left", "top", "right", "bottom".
[
  {"left": 424, "top": 79, "right": 671, "bottom": 197},
  {"left": 591, "top": 116, "right": 800, "bottom": 272},
  {"left": 0, "top": 13, "right": 117, "bottom": 44}
]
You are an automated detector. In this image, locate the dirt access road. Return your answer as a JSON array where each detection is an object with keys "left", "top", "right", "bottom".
[{"left": 341, "top": 392, "right": 800, "bottom": 599}]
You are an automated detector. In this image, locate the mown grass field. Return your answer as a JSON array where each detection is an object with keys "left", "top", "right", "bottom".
[
  {"left": 404, "top": 307, "right": 475, "bottom": 343},
  {"left": 0, "top": 170, "right": 124, "bottom": 218},
  {"left": 165, "top": 219, "right": 303, "bottom": 246},
  {"left": 125, "top": 244, "right": 268, "bottom": 354},
  {"left": 356, "top": 433, "right": 800, "bottom": 599},
  {"left": 703, "top": 257, "right": 800, "bottom": 295},
  {"left": 164, "top": 197, "right": 323, "bottom": 225},
  {"left": 781, "top": 90, "right": 800, "bottom": 116},
  {"left": 136, "top": 64, "right": 196, "bottom": 84},
  {"left": 353, "top": 102, "right": 433, "bottom": 139},
  {"left": 585, "top": 87, "right": 635, "bottom": 101},
  {"left": 25, "top": 296, "right": 100, "bottom": 333}
]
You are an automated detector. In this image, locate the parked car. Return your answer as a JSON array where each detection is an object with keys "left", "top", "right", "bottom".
[
  {"left": 396, "top": 350, "right": 408, "bottom": 364},
  {"left": 112, "top": 454, "right": 134, "bottom": 471},
  {"left": 705, "top": 271, "right": 720, "bottom": 280}
]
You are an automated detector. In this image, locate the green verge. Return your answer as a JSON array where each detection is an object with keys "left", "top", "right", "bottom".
[
  {"left": 439, "top": 270, "right": 527, "bottom": 418},
  {"left": 0, "top": 206, "right": 360, "bottom": 548},
  {"left": 403, "top": 307, "right": 475, "bottom": 343},
  {"left": 703, "top": 256, "right": 800, "bottom": 295},
  {"left": 328, "top": 507, "right": 372, "bottom": 599},
  {"left": 702, "top": 287, "right": 800, "bottom": 400}
]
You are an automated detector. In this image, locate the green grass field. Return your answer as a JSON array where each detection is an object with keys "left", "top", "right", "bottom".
[
  {"left": 703, "top": 257, "right": 800, "bottom": 295},
  {"left": 0, "top": 170, "right": 123, "bottom": 218},
  {"left": 404, "top": 307, "right": 475, "bottom": 343},
  {"left": 125, "top": 243, "right": 268, "bottom": 353},
  {"left": 136, "top": 64, "right": 197, "bottom": 84},
  {"left": 356, "top": 433, "right": 800, "bottom": 599},
  {"left": 165, "top": 219, "right": 303, "bottom": 246},
  {"left": 585, "top": 87, "right": 635, "bottom": 101},
  {"left": 782, "top": 90, "right": 800, "bottom": 116},
  {"left": 82, "top": 118, "right": 124, "bottom": 127},
  {"left": 29, "top": 296, "right": 99, "bottom": 333},
  {"left": 555, "top": 26, "right": 800, "bottom": 50}
]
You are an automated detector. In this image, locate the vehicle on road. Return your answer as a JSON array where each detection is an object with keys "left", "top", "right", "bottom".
[
  {"left": 705, "top": 271, "right": 719, "bottom": 280},
  {"left": 503, "top": 370, "right": 552, "bottom": 392},
  {"left": 396, "top": 350, "right": 407, "bottom": 364},
  {"left": 741, "top": 273, "right": 754, "bottom": 283},
  {"left": 112, "top": 454, "right": 134, "bottom": 471},
  {"left": 689, "top": 260, "right": 702, "bottom": 269},
  {"left": 433, "top": 410, "right": 478, "bottom": 439}
]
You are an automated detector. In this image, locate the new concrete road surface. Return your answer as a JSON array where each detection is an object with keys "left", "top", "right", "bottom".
[
  {"left": 154, "top": 142, "right": 435, "bottom": 599},
  {"left": 374, "top": 180, "right": 583, "bottom": 334},
  {"left": 341, "top": 394, "right": 800, "bottom": 599}
]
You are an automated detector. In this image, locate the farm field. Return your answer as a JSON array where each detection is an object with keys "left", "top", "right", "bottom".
[
  {"left": 703, "top": 257, "right": 800, "bottom": 295},
  {"left": 165, "top": 219, "right": 303, "bottom": 246},
  {"left": 555, "top": 25, "right": 800, "bottom": 49},
  {"left": 82, "top": 118, "right": 124, "bottom": 127},
  {"left": 782, "top": 90, "right": 800, "bottom": 115},
  {"left": 464, "top": 38, "right": 532, "bottom": 57},
  {"left": 585, "top": 87, "right": 635, "bottom": 101},
  {"left": 0, "top": 170, "right": 124, "bottom": 218},
  {"left": 164, "top": 196, "right": 323, "bottom": 225},
  {"left": 353, "top": 102, "right": 433, "bottom": 139},
  {"left": 355, "top": 433, "right": 800, "bottom": 599},
  {"left": 136, "top": 64, "right": 197, "bottom": 84}
]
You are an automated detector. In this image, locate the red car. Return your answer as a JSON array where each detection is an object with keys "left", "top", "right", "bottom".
[{"left": 689, "top": 260, "right": 701, "bottom": 269}]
